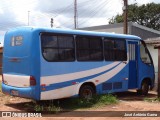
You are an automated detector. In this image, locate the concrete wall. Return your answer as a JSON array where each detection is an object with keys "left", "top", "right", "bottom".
[
  {"left": 84, "top": 27, "right": 124, "bottom": 34},
  {"left": 147, "top": 44, "right": 158, "bottom": 89}
]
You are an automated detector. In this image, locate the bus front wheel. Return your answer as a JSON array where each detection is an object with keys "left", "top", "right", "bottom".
[
  {"left": 79, "top": 85, "right": 95, "bottom": 99},
  {"left": 137, "top": 80, "right": 149, "bottom": 96}
]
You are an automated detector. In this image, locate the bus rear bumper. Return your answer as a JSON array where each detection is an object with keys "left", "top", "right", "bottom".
[{"left": 2, "top": 83, "right": 39, "bottom": 100}]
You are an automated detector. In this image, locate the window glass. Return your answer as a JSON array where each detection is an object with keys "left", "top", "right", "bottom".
[
  {"left": 76, "top": 37, "right": 89, "bottom": 49},
  {"left": 115, "top": 40, "right": 127, "bottom": 61},
  {"left": 115, "top": 40, "right": 125, "bottom": 50},
  {"left": 43, "top": 48, "right": 59, "bottom": 61},
  {"left": 41, "top": 34, "right": 75, "bottom": 61},
  {"left": 104, "top": 39, "right": 127, "bottom": 61},
  {"left": 104, "top": 40, "right": 115, "bottom": 60},
  {"left": 76, "top": 36, "right": 103, "bottom": 61},
  {"left": 41, "top": 35, "right": 58, "bottom": 47},
  {"left": 140, "top": 42, "right": 151, "bottom": 64},
  {"left": 58, "top": 36, "right": 74, "bottom": 48}
]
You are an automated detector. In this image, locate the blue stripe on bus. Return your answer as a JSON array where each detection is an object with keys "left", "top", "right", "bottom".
[{"left": 41, "top": 62, "right": 122, "bottom": 92}]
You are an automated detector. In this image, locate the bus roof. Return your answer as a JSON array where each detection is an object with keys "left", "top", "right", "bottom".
[{"left": 8, "top": 26, "right": 141, "bottom": 41}]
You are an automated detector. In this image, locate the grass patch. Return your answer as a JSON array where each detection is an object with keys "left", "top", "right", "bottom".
[
  {"left": 24, "top": 100, "right": 61, "bottom": 113},
  {"left": 28, "top": 94, "right": 118, "bottom": 113},
  {"left": 144, "top": 97, "right": 160, "bottom": 102},
  {"left": 62, "top": 94, "right": 118, "bottom": 109}
]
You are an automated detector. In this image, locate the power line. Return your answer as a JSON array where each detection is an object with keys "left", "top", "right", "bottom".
[
  {"left": 0, "top": 0, "right": 124, "bottom": 31},
  {"left": 61, "top": 0, "right": 111, "bottom": 28},
  {"left": 78, "top": 0, "right": 111, "bottom": 27}
]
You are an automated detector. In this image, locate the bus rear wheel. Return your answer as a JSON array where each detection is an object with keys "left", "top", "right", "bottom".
[
  {"left": 137, "top": 80, "right": 149, "bottom": 96},
  {"left": 79, "top": 85, "right": 95, "bottom": 99}
]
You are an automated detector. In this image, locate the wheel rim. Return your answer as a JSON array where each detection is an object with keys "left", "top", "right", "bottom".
[
  {"left": 82, "top": 89, "right": 92, "bottom": 99},
  {"left": 142, "top": 82, "right": 149, "bottom": 94}
]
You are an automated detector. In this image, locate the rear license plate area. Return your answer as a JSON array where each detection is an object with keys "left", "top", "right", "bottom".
[{"left": 11, "top": 90, "right": 19, "bottom": 96}]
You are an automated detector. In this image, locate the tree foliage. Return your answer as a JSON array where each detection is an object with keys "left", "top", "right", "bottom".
[{"left": 109, "top": 3, "right": 160, "bottom": 31}]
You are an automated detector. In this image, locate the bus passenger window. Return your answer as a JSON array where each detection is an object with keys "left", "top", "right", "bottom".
[
  {"left": 140, "top": 42, "right": 151, "bottom": 64},
  {"left": 76, "top": 36, "right": 103, "bottom": 61},
  {"left": 104, "top": 39, "right": 127, "bottom": 61},
  {"left": 104, "top": 40, "right": 115, "bottom": 61},
  {"left": 41, "top": 34, "right": 75, "bottom": 62}
]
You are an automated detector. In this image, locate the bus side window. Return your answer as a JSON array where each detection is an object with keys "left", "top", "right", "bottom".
[
  {"left": 104, "top": 39, "right": 127, "bottom": 61},
  {"left": 140, "top": 42, "right": 151, "bottom": 64},
  {"left": 76, "top": 36, "right": 103, "bottom": 61},
  {"left": 41, "top": 34, "right": 75, "bottom": 62}
]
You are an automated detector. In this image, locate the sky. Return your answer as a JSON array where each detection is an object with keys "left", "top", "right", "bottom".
[{"left": 0, "top": 0, "right": 160, "bottom": 45}]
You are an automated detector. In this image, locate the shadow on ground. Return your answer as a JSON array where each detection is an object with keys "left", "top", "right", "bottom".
[
  {"left": 114, "top": 90, "right": 157, "bottom": 101},
  {"left": 4, "top": 90, "right": 157, "bottom": 113}
]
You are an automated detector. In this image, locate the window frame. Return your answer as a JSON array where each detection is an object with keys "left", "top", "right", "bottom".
[
  {"left": 140, "top": 40, "right": 153, "bottom": 65},
  {"left": 41, "top": 32, "right": 75, "bottom": 62},
  {"left": 103, "top": 38, "right": 127, "bottom": 61},
  {"left": 41, "top": 32, "right": 128, "bottom": 62},
  {"left": 76, "top": 35, "right": 103, "bottom": 61}
]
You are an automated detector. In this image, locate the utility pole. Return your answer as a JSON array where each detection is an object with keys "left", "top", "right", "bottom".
[
  {"left": 158, "top": 49, "right": 160, "bottom": 97},
  {"left": 123, "top": 0, "right": 128, "bottom": 34},
  {"left": 51, "top": 18, "right": 54, "bottom": 28},
  {"left": 74, "top": 0, "right": 78, "bottom": 29}
]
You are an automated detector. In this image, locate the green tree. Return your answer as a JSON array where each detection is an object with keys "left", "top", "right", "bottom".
[{"left": 109, "top": 3, "right": 160, "bottom": 31}]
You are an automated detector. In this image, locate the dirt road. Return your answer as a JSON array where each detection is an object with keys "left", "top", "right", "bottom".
[
  {"left": 0, "top": 73, "right": 160, "bottom": 120},
  {"left": 0, "top": 89, "right": 160, "bottom": 120}
]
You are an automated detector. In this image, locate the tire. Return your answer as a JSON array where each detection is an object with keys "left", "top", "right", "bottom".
[
  {"left": 79, "top": 85, "right": 95, "bottom": 99},
  {"left": 137, "top": 81, "right": 149, "bottom": 96}
]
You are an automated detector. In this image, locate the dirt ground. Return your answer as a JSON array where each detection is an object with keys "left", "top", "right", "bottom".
[{"left": 0, "top": 75, "right": 160, "bottom": 120}]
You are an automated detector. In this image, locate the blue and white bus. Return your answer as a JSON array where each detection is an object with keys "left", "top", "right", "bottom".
[{"left": 2, "top": 27, "right": 155, "bottom": 100}]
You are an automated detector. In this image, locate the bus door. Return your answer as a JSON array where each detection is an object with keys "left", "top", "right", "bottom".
[{"left": 128, "top": 41, "right": 138, "bottom": 89}]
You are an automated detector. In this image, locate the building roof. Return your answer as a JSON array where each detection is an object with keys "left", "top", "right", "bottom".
[
  {"left": 145, "top": 37, "right": 160, "bottom": 44},
  {"left": 79, "top": 22, "right": 125, "bottom": 31},
  {"left": 144, "top": 37, "right": 160, "bottom": 49},
  {"left": 80, "top": 22, "right": 160, "bottom": 34},
  {"left": 79, "top": 22, "right": 160, "bottom": 40},
  {"left": 131, "top": 23, "right": 160, "bottom": 35}
]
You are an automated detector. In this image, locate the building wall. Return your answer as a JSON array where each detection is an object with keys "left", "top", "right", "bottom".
[
  {"left": 99, "top": 27, "right": 124, "bottom": 34},
  {"left": 147, "top": 45, "right": 158, "bottom": 81},
  {"left": 83, "top": 27, "right": 124, "bottom": 34}
]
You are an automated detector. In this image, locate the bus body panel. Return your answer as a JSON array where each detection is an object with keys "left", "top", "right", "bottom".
[
  {"left": 40, "top": 61, "right": 129, "bottom": 100},
  {"left": 128, "top": 41, "right": 138, "bottom": 89},
  {"left": 138, "top": 60, "right": 155, "bottom": 89},
  {"left": 3, "top": 74, "right": 30, "bottom": 87},
  {"left": 2, "top": 83, "right": 36, "bottom": 99},
  {"left": 2, "top": 27, "right": 155, "bottom": 100},
  {"left": 2, "top": 27, "right": 41, "bottom": 100},
  {"left": 137, "top": 41, "right": 155, "bottom": 89}
]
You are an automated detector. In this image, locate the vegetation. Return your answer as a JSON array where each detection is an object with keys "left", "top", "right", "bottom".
[
  {"left": 0, "top": 82, "right": 118, "bottom": 113},
  {"left": 144, "top": 97, "right": 160, "bottom": 102},
  {"left": 109, "top": 3, "right": 160, "bottom": 31},
  {"left": 62, "top": 94, "right": 118, "bottom": 109},
  {"left": 24, "top": 94, "right": 118, "bottom": 113}
]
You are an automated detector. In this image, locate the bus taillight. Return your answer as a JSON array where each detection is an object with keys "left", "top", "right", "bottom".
[{"left": 30, "top": 76, "right": 36, "bottom": 86}]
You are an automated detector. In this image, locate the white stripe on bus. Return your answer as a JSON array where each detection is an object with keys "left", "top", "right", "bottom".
[
  {"left": 40, "top": 62, "right": 120, "bottom": 86},
  {"left": 41, "top": 62, "right": 126, "bottom": 100}
]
